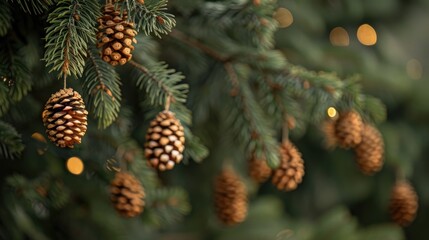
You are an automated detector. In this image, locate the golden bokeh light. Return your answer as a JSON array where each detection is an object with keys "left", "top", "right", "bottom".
[
  {"left": 327, "top": 107, "right": 337, "bottom": 118},
  {"left": 274, "top": 8, "right": 294, "bottom": 28},
  {"left": 66, "top": 157, "right": 84, "bottom": 175},
  {"left": 329, "top": 27, "right": 350, "bottom": 46},
  {"left": 31, "top": 132, "right": 47, "bottom": 143},
  {"left": 406, "top": 59, "right": 422, "bottom": 80},
  {"left": 357, "top": 24, "right": 377, "bottom": 46}
]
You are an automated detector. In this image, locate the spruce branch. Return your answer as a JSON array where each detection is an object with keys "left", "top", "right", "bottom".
[
  {"left": 0, "top": 40, "right": 32, "bottom": 117},
  {"left": 134, "top": 0, "right": 176, "bottom": 38},
  {"left": 145, "top": 187, "right": 191, "bottom": 227},
  {"left": 0, "top": 121, "right": 24, "bottom": 159},
  {"left": 7, "top": 0, "right": 54, "bottom": 14},
  {"left": 0, "top": 2, "right": 12, "bottom": 36},
  {"left": 130, "top": 60, "right": 188, "bottom": 106},
  {"left": 82, "top": 47, "right": 122, "bottom": 129},
  {"left": 225, "top": 65, "right": 280, "bottom": 168},
  {"left": 44, "top": 0, "right": 100, "bottom": 79}
]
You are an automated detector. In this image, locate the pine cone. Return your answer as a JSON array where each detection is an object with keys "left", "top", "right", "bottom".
[
  {"left": 144, "top": 111, "right": 185, "bottom": 171},
  {"left": 335, "top": 110, "right": 363, "bottom": 148},
  {"left": 354, "top": 124, "right": 384, "bottom": 175},
  {"left": 248, "top": 156, "right": 272, "bottom": 183},
  {"left": 389, "top": 181, "right": 418, "bottom": 226},
  {"left": 214, "top": 168, "right": 248, "bottom": 225},
  {"left": 322, "top": 119, "right": 338, "bottom": 149},
  {"left": 272, "top": 141, "right": 305, "bottom": 191},
  {"left": 110, "top": 172, "right": 145, "bottom": 218},
  {"left": 42, "top": 88, "right": 88, "bottom": 148},
  {"left": 96, "top": 3, "right": 137, "bottom": 66}
]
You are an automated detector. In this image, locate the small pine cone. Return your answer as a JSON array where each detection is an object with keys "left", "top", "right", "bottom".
[
  {"left": 248, "top": 156, "right": 272, "bottom": 183},
  {"left": 144, "top": 111, "right": 185, "bottom": 171},
  {"left": 354, "top": 124, "right": 384, "bottom": 175},
  {"left": 42, "top": 88, "right": 88, "bottom": 148},
  {"left": 272, "top": 141, "right": 305, "bottom": 191},
  {"left": 322, "top": 119, "right": 338, "bottom": 149},
  {"left": 214, "top": 168, "right": 248, "bottom": 225},
  {"left": 389, "top": 181, "right": 418, "bottom": 226},
  {"left": 335, "top": 110, "right": 363, "bottom": 148},
  {"left": 97, "top": 3, "right": 137, "bottom": 66},
  {"left": 110, "top": 172, "right": 145, "bottom": 218}
]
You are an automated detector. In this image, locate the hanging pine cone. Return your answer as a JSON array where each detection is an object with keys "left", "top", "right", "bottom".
[
  {"left": 335, "top": 110, "right": 363, "bottom": 148},
  {"left": 248, "top": 156, "right": 272, "bottom": 183},
  {"left": 144, "top": 111, "right": 185, "bottom": 171},
  {"left": 110, "top": 172, "right": 145, "bottom": 218},
  {"left": 214, "top": 168, "right": 248, "bottom": 225},
  {"left": 354, "top": 124, "right": 384, "bottom": 175},
  {"left": 322, "top": 119, "right": 338, "bottom": 149},
  {"left": 272, "top": 141, "right": 305, "bottom": 191},
  {"left": 42, "top": 88, "right": 88, "bottom": 148},
  {"left": 389, "top": 181, "right": 418, "bottom": 226},
  {"left": 96, "top": 3, "right": 137, "bottom": 66}
]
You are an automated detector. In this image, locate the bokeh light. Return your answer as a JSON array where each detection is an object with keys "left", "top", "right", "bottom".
[
  {"left": 406, "top": 59, "right": 422, "bottom": 80},
  {"left": 329, "top": 27, "right": 350, "bottom": 46},
  {"left": 327, "top": 107, "right": 337, "bottom": 118},
  {"left": 274, "top": 8, "right": 293, "bottom": 28},
  {"left": 357, "top": 24, "right": 377, "bottom": 46},
  {"left": 66, "top": 157, "right": 84, "bottom": 175}
]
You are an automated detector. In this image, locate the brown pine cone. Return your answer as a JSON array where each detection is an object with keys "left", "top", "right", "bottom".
[
  {"left": 42, "top": 88, "right": 88, "bottom": 148},
  {"left": 144, "top": 111, "right": 185, "bottom": 171},
  {"left": 272, "top": 141, "right": 305, "bottom": 191},
  {"left": 96, "top": 3, "right": 137, "bottom": 66},
  {"left": 110, "top": 172, "right": 145, "bottom": 218},
  {"left": 248, "top": 156, "right": 272, "bottom": 183},
  {"left": 389, "top": 181, "right": 418, "bottom": 226},
  {"left": 354, "top": 124, "right": 384, "bottom": 175},
  {"left": 214, "top": 168, "right": 248, "bottom": 225},
  {"left": 335, "top": 110, "right": 363, "bottom": 148},
  {"left": 322, "top": 119, "right": 338, "bottom": 149}
]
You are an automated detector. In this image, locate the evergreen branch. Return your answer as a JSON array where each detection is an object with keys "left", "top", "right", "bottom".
[
  {"left": 0, "top": 2, "right": 12, "bottom": 36},
  {"left": 225, "top": 64, "right": 280, "bottom": 168},
  {"left": 145, "top": 187, "right": 191, "bottom": 227},
  {"left": 130, "top": 60, "right": 188, "bottom": 105},
  {"left": 359, "top": 95, "right": 387, "bottom": 124},
  {"left": 82, "top": 47, "right": 122, "bottom": 129},
  {"left": 0, "top": 40, "right": 32, "bottom": 117},
  {"left": 134, "top": 0, "right": 176, "bottom": 38},
  {"left": 44, "top": 0, "right": 99, "bottom": 79},
  {"left": 7, "top": 0, "right": 54, "bottom": 14},
  {"left": 0, "top": 121, "right": 24, "bottom": 160}
]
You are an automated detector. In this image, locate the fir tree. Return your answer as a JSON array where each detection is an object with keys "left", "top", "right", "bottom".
[{"left": 0, "top": 0, "right": 426, "bottom": 239}]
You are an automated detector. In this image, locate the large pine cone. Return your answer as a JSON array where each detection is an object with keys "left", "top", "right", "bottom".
[
  {"left": 272, "top": 141, "right": 305, "bottom": 191},
  {"left": 248, "top": 156, "right": 272, "bottom": 183},
  {"left": 96, "top": 3, "right": 137, "bottom": 66},
  {"left": 144, "top": 111, "right": 185, "bottom": 171},
  {"left": 42, "top": 88, "right": 88, "bottom": 148},
  {"left": 214, "top": 168, "right": 248, "bottom": 225},
  {"left": 110, "top": 172, "right": 145, "bottom": 218},
  {"left": 389, "top": 181, "right": 418, "bottom": 226},
  {"left": 354, "top": 124, "right": 384, "bottom": 175},
  {"left": 335, "top": 110, "right": 363, "bottom": 148}
]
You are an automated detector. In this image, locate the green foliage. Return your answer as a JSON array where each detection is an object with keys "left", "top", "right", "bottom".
[
  {"left": 132, "top": 60, "right": 188, "bottom": 106},
  {"left": 145, "top": 187, "right": 191, "bottom": 227},
  {"left": 0, "top": 40, "right": 32, "bottom": 117},
  {"left": 0, "top": 2, "right": 12, "bottom": 36},
  {"left": 225, "top": 65, "right": 280, "bottom": 168},
  {"left": 0, "top": 121, "right": 24, "bottom": 159},
  {"left": 7, "top": 0, "right": 54, "bottom": 14},
  {"left": 82, "top": 47, "right": 122, "bottom": 129},
  {"left": 134, "top": 0, "right": 176, "bottom": 38},
  {"left": 44, "top": 0, "right": 100, "bottom": 79}
]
